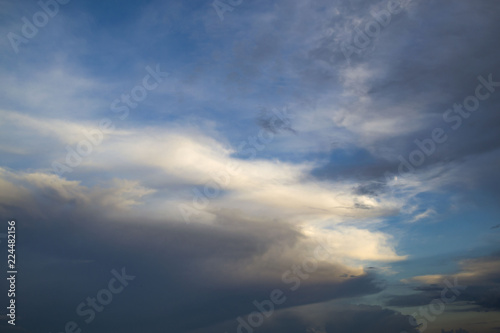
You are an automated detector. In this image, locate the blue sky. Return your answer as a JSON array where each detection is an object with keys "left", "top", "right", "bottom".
[{"left": 1, "top": 0, "right": 500, "bottom": 332}]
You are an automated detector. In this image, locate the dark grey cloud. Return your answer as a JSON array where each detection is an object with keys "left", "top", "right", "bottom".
[
  {"left": 323, "top": 305, "right": 419, "bottom": 333},
  {"left": 256, "top": 106, "right": 296, "bottom": 134},
  {"left": 0, "top": 173, "right": 385, "bottom": 333},
  {"left": 186, "top": 304, "right": 419, "bottom": 333},
  {"left": 352, "top": 181, "right": 386, "bottom": 197},
  {"left": 386, "top": 285, "right": 500, "bottom": 312},
  {"left": 385, "top": 286, "right": 445, "bottom": 308},
  {"left": 385, "top": 253, "right": 500, "bottom": 312},
  {"left": 299, "top": 0, "right": 500, "bottom": 198}
]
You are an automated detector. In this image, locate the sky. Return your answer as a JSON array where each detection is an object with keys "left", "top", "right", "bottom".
[{"left": 0, "top": 0, "right": 500, "bottom": 332}]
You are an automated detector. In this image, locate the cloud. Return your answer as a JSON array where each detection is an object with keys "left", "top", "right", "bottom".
[
  {"left": 1, "top": 0, "right": 500, "bottom": 331},
  {"left": 323, "top": 305, "right": 419, "bottom": 333},
  {"left": 408, "top": 208, "right": 436, "bottom": 223},
  {"left": 0, "top": 166, "right": 404, "bottom": 332},
  {"left": 1, "top": 109, "right": 409, "bottom": 227},
  {"left": 187, "top": 303, "right": 420, "bottom": 333},
  {"left": 387, "top": 253, "right": 500, "bottom": 311}
]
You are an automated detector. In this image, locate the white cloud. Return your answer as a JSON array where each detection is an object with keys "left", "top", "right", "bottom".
[
  {"left": 0, "top": 110, "right": 408, "bottom": 268},
  {"left": 408, "top": 208, "right": 436, "bottom": 223}
]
